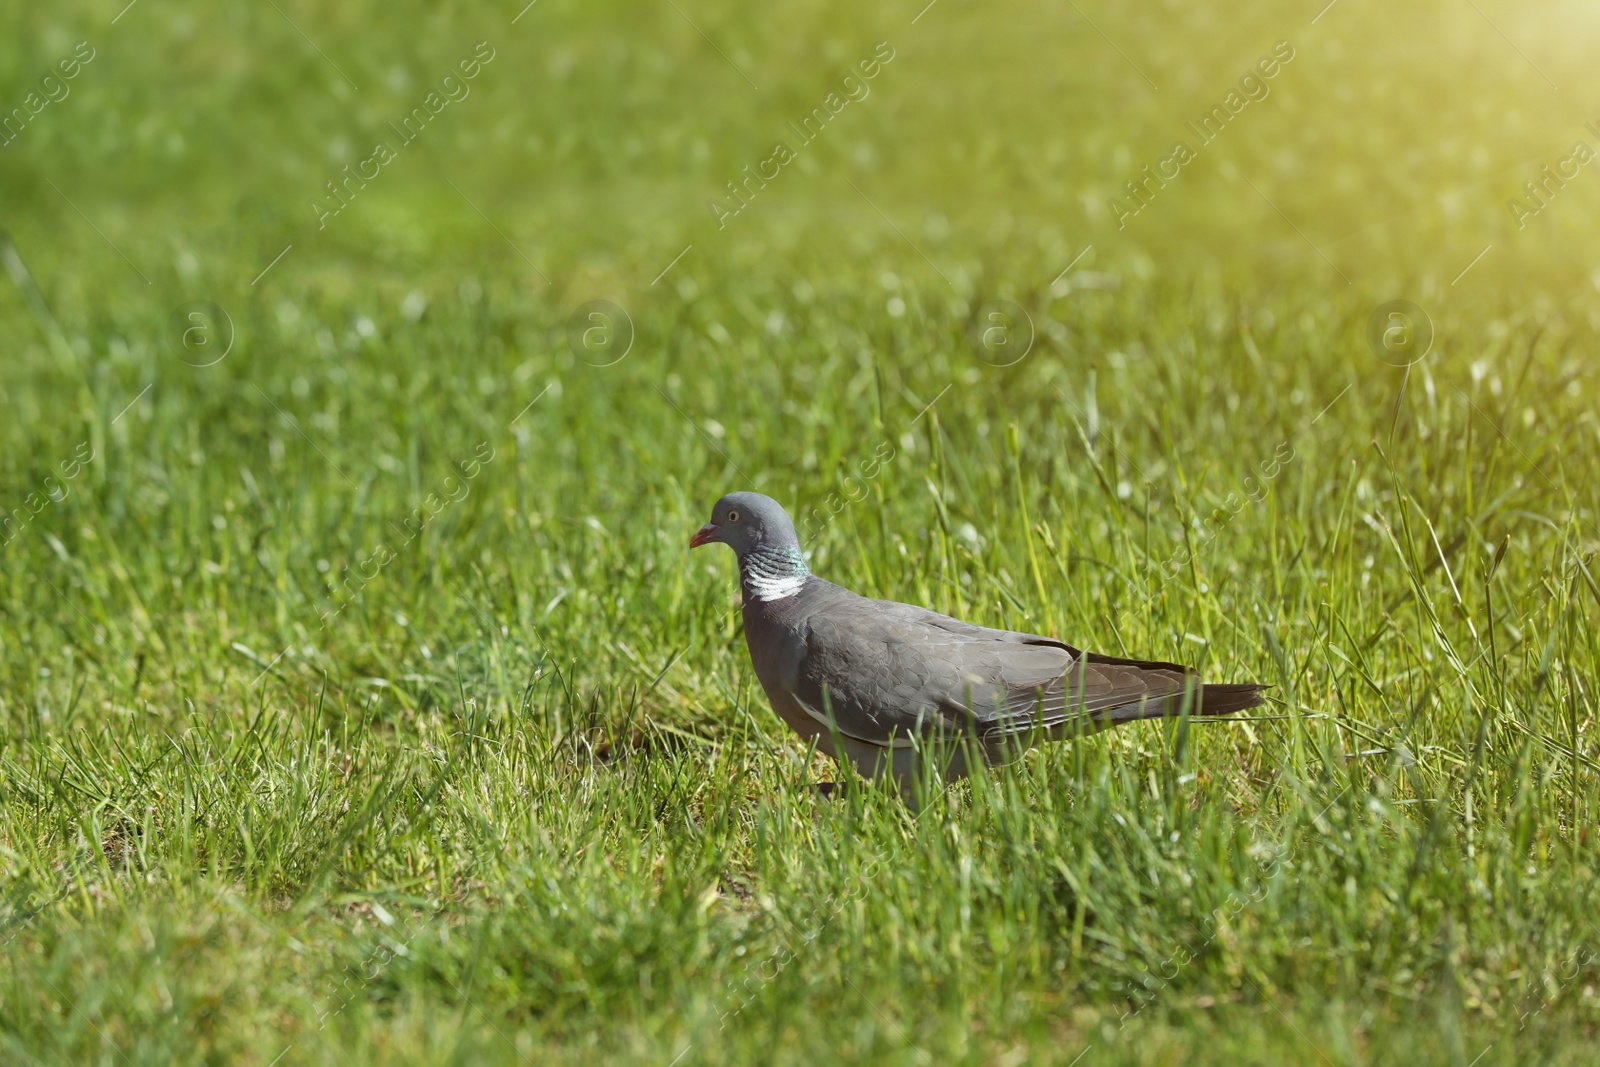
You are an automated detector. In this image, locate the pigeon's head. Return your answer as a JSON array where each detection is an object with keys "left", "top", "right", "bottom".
[{"left": 689, "top": 491, "right": 800, "bottom": 558}]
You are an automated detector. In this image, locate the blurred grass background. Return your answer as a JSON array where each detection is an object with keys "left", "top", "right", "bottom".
[{"left": 3, "top": 0, "right": 1600, "bottom": 1064}]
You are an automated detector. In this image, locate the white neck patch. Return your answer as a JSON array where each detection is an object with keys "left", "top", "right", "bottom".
[
  {"left": 741, "top": 544, "right": 809, "bottom": 602},
  {"left": 746, "top": 571, "right": 808, "bottom": 602}
]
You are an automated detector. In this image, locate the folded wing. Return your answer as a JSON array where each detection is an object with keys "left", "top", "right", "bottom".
[{"left": 788, "top": 589, "right": 1254, "bottom": 748}]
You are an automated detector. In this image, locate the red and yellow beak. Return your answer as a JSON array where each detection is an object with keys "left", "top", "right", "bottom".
[{"left": 689, "top": 523, "right": 719, "bottom": 549}]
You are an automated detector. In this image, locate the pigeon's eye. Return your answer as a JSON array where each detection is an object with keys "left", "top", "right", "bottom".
[{"left": 727, "top": 510, "right": 741, "bottom": 522}]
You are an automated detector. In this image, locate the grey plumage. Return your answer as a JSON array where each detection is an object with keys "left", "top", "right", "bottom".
[{"left": 691, "top": 491, "right": 1265, "bottom": 796}]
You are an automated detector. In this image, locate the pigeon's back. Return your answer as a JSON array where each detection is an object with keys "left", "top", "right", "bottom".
[{"left": 747, "top": 576, "right": 1261, "bottom": 766}]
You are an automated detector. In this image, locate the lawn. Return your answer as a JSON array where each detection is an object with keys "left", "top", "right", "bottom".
[{"left": 3, "top": 0, "right": 1600, "bottom": 1063}]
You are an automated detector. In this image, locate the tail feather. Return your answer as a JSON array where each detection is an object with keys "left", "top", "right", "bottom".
[
  {"left": 1078, "top": 650, "right": 1268, "bottom": 720},
  {"left": 1098, "top": 680, "right": 1268, "bottom": 728},
  {"left": 1196, "top": 682, "right": 1269, "bottom": 716},
  {"left": 987, "top": 650, "right": 1270, "bottom": 740}
]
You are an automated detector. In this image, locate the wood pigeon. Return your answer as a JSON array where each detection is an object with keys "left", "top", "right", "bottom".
[{"left": 691, "top": 491, "right": 1265, "bottom": 799}]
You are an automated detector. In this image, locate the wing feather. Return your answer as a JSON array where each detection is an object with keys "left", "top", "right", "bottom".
[{"left": 785, "top": 579, "right": 1237, "bottom": 749}]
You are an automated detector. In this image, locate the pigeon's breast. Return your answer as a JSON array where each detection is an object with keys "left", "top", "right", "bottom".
[{"left": 742, "top": 597, "right": 830, "bottom": 747}]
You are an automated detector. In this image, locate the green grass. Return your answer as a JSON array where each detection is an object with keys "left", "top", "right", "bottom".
[{"left": 4, "top": 0, "right": 1600, "bottom": 1063}]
